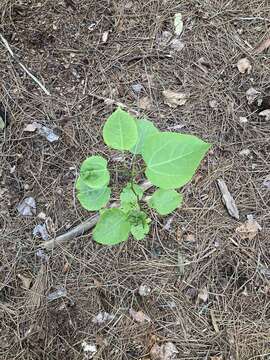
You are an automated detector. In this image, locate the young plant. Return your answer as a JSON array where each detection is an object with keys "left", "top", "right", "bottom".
[{"left": 76, "top": 108, "right": 211, "bottom": 245}]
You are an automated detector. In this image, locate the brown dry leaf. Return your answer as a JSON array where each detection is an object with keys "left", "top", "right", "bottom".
[
  {"left": 210, "top": 356, "right": 223, "bottom": 360},
  {"left": 197, "top": 287, "right": 208, "bottom": 302},
  {"left": 129, "top": 308, "right": 151, "bottom": 323},
  {"left": 254, "top": 37, "right": 270, "bottom": 54},
  {"left": 63, "top": 262, "right": 71, "bottom": 273},
  {"left": 137, "top": 96, "right": 152, "bottom": 110},
  {"left": 150, "top": 342, "right": 178, "bottom": 360},
  {"left": 217, "top": 179, "right": 239, "bottom": 220},
  {"left": 237, "top": 58, "right": 252, "bottom": 74},
  {"left": 259, "top": 109, "right": 270, "bottom": 121},
  {"left": 235, "top": 215, "right": 262, "bottom": 240},
  {"left": 163, "top": 90, "right": 187, "bottom": 108},
  {"left": 17, "top": 273, "right": 32, "bottom": 290}
]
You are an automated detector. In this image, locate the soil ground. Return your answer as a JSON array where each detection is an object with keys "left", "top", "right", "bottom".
[{"left": 0, "top": 1, "right": 270, "bottom": 359}]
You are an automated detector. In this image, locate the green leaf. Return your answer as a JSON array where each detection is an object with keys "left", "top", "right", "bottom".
[
  {"left": 93, "top": 208, "right": 130, "bottom": 245},
  {"left": 174, "top": 13, "right": 183, "bottom": 36},
  {"left": 120, "top": 183, "right": 144, "bottom": 213},
  {"left": 128, "top": 210, "right": 151, "bottom": 240},
  {"left": 103, "top": 108, "right": 138, "bottom": 150},
  {"left": 76, "top": 177, "right": 111, "bottom": 211},
  {"left": 80, "top": 155, "right": 110, "bottom": 189},
  {"left": 142, "top": 132, "right": 211, "bottom": 189},
  {"left": 130, "top": 119, "right": 159, "bottom": 155},
  {"left": 149, "top": 189, "right": 183, "bottom": 215},
  {"left": 131, "top": 223, "right": 150, "bottom": 240}
]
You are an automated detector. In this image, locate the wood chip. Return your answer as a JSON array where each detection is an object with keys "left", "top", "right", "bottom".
[
  {"left": 217, "top": 179, "right": 239, "bottom": 220},
  {"left": 235, "top": 215, "right": 262, "bottom": 240},
  {"left": 163, "top": 90, "right": 187, "bottom": 108}
]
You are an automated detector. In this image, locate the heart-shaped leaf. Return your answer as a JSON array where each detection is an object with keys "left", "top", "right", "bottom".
[
  {"left": 130, "top": 119, "right": 159, "bottom": 155},
  {"left": 149, "top": 189, "right": 183, "bottom": 215},
  {"left": 93, "top": 208, "right": 130, "bottom": 245},
  {"left": 120, "top": 183, "right": 144, "bottom": 213},
  {"left": 103, "top": 108, "right": 138, "bottom": 150},
  {"left": 142, "top": 132, "right": 211, "bottom": 189},
  {"left": 76, "top": 177, "right": 111, "bottom": 211},
  {"left": 80, "top": 155, "right": 110, "bottom": 189}
]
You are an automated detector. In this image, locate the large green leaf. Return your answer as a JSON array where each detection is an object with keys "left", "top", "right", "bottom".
[
  {"left": 149, "top": 189, "right": 183, "bottom": 215},
  {"left": 130, "top": 119, "right": 159, "bottom": 155},
  {"left": 120, "top": 182, "right": 144, "bottom": 213},
  {"left": 80, "top": 155, "right": 110, "bottom": 189},
  {"left": 93, "top": 208, "right": 130, "bottom": 245},
  {"left": 142, "top": 132, "right": 211, "bottom": 189},
  {"left": 76, "top": 177, "right": 111, "bottom": 211},
  {"left": 103, "top": 108, "right": 138, "bottom": 150}
]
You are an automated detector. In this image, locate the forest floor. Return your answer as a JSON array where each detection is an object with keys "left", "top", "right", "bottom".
[{"left": 0, "top": 1, "right": 270, "bottom": 359}]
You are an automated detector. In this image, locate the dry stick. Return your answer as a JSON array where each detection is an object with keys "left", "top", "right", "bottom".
[
  {"left": 0, "top": 33, "right": 51, "bottom": 96},
  {"left": 41, "top": 181, "right": 153, "bottom": 250}
]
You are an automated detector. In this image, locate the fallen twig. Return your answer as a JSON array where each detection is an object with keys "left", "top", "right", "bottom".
[
  {"left": 0, "top": 33, "right": 51, "bottom": 96},
  {"left": 217, "top": 179, "right": 239, "bottom": 220},
  {"left": 40, "top": 180, "right": 152, "bottom": 250}
]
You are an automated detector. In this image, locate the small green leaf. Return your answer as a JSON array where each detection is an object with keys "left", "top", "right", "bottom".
[
  {"left": 76, "top": 177, "right": 111, "bottom": 211},
  {"left": 174, "top": 13, "right": 183, "bottom": 36},
  {"left": 103, "top": 108, "right": 138, "bottom": 150},
  {"left": 120, "top": 183, "right": 144, "bottom": 213},
  {"left": 149, "top": 189, "right": 183, "bottom": 215},
  {"left": 131, "top": 223, "right": 150, "bottom": 240},
  {"left": 128, "top": 210, "right": 151, "bottom": 240},
  {"left": 130, "top": 119, "right": 159, "bottom": 155},
  {"left": 80, "top": 155, "right": 110, "bottom": 189},
  {"left": 93, "top": 208, "right": 130, "bottom": 245},
  {"left": 142, "top": 132, "right": 211, "bottom": 189}
]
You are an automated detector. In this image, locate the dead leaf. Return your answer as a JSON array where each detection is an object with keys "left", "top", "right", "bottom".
[
  {"left": 254, "top": 37, "right": 270, "bottom": 54},
  {"left": 263, "top": 175, "right": 270, "bottom": 189},
  {"left": 17, "top": 197, "right": 36, "bottom": 216},
  {"left": 102, "top": 31, "right": 109, "bottom": 43},
  {"left": 246, "top": 87, "right": 261, "bottom": 105},
  {"left": 170, "top": 38, "right": 185, "bottom": 51},
  {"left": 81, "top": 341, "right": 97, "bottom": 354},
  {"left": 209, "top": 100, "right": 218, "bottom": 109},
  {"left": 129, "top": 308, "right": 151, "bottom": 323},
  {"left": 23, "top": 122, "right": 39, "bottom": 132},
  {"left": 17, "top": 273, "right": 32, "bottom": 290},
  {"left": 237, "top": 58, "right": 252, "bottom": 74},
  {"left": 210, "top": 310, "right": 219, "bottom": 333},
  {"left": 63, "top": 262, "right": 71, "bottom": 273},
  {"left": 157, "top": 31, "right": 173, "bottom": 48},
  {"left": 239, "top": 116, "right": 248, "bottom": 123},
  {"left": 137, "top": 96, "right": 152, "bottom": 110},
  {"left": 138, "top": 284, "right": 151, "bottom": 297},
  {"left": 132, "top": 83, "right": 144, "bottom": 93},
  {"left": 197, "top": 287, "right": 208, "bottom": 303},
  {"left": 163, "top": 90, "right": 187, "bottom": 108},
  {"left": 210, "top": 356, "right": 223, "bottom": 360},
  {"left": 150, "top": 342, "right": 178, "bottom": 360},
  {"left": 174, "top": 13, "right": 183, "bottom": 36},
  {"left": 259, "top": 109, "right": 270, "bottom": 121},
  {"left": 0, "top": 115, "right": 6, "bottom": 130},
  {"left": 185, "top": 233, "right": 196, "bottom": 242},
  {"left": 239, "top": 149, "right": 250, "bottom": 156},
  {"left": 217, "top": 179, "right": 239, "bottom": 220},
  {"left": 235, "top": 215, "right": 262, "bottom": 240},
  {"left": 47, "top": 287, "right": 67, "bottom": 301},
  {"left": 92, "top": 311, "right": 114, "bottom": 325}
]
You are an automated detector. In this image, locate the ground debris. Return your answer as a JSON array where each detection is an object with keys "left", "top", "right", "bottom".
[
  {"left": 197, "top": 287, "right": 208, "bottom": 303},
  {"left": 47, "top": 287, "right": 67, "bottom": 302},
  {"left": 163, "top": 90, "right": 187, "bottom": 108},
  {"left": 174, "top": 13, "right": 183, "bottom": 36},
  {"left": 92, "top": 311, "right": 114, "bottom": 325},
  {"left": 235, "top": 214, "right": 261, "bottom": 240},
  {"left": 217, "top": 179, "right": 239, "bottom": 220},
  {"left": 246, "top": 87, "right": 261, "bottom": 105},
  {"left": 81, "top": 341, "right": 97, "bottom": 356},
  {"left": 23, "top": 121, "right": 59, "bottom": 142},
  {"left": 259, "top": 109, "right": 270, "bottom": 121},
  {"left": 138, "top": 284, "right": 151, "bottom": 297},
  {"left": 33, "top": 223, "right": 49, "bottom": 240},
  {"left": 137, "top": 96, "right": 152, "bottom": 110},
  {"left": 129, "top": 308, "right": 151, "bottom": 323},
  {"left": 150, "top": 342, "right": 178, "bottom": 360},
  {"left": 237, "top": 58, "right": 252, "bottom": 74},
  {"left": 254, "top": 37, "right": 270, "bottom": 54},
  {"left": 17, "top": 197, "right": 36, "bottom": 216},
  {"left": 17, "top": 273, "right": 32, "bottom": 290},
  {"left": 263, "top": 175, "right": 270, "bottom": 189}
]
